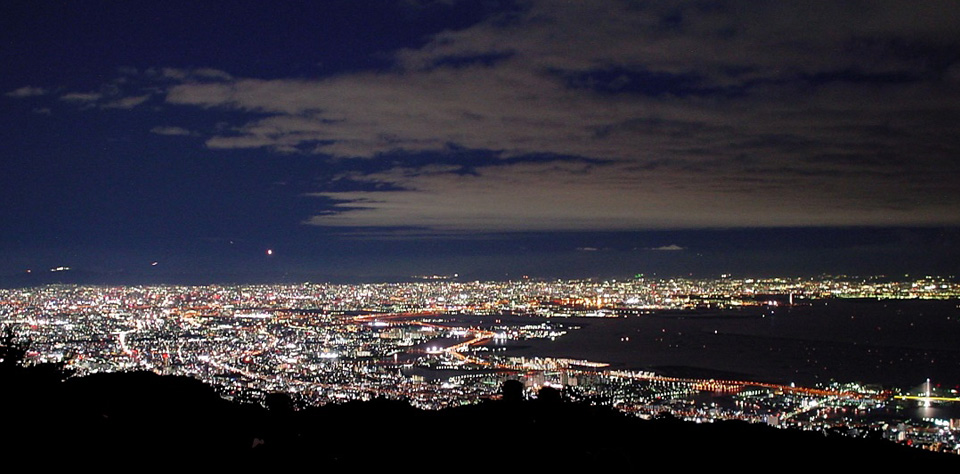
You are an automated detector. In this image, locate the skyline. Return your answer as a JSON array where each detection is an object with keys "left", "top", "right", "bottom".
[
  {"left": 4, "top": 1, "right": 960, "bottom": 283},
  {"left": 5, "top": 276, "right": 960, "bottom": 457}
]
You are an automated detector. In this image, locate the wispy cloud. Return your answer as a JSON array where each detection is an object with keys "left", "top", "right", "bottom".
[
  {"left": 5, "top": 86, "right": 48, "bottom": 98},
  {"left": 60, "top": 92, "right": 103, "bottom": 102},
  {"left": 104, "top": 94, "right": 151, "bottom": 109},
  {"left": 150, "top": 126, "right": 193, "bottom": 136},
  {"left": 648, "top": 244, "right": 685, "bottom": 251},
  {"left": 59, "top": 83, "right": 153, "bottom": 109}
]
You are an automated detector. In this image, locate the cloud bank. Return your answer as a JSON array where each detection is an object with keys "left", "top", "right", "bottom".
[{"left": 25, "top": 1, "right": 960, "bottom": 232}]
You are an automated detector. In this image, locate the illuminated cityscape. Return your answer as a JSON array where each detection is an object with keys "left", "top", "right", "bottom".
[
  {"left": 5, "top": 1, "right": 960, "bottom": 463},
  {"left": 3, "top": 274, "right": 959, "bottom": 455}
]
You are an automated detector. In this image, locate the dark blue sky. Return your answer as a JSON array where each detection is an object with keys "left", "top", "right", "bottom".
[{"left": 3, "top": 1, "right": 960, "bottom": 284}]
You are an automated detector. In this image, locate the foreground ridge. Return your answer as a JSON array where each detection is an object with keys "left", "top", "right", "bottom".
[{"left": 1, "top": 367, "right": 955, "bottom": 468}]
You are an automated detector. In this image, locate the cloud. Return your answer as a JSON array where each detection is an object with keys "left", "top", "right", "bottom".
[
  {"left": 304, "top": 159, "right": 960, "bottom": 232},
  {"left": 60, "top": 92, "right": 103, "bottom": 102},
  {"left": 50, "top": 1, "right": 960, "bottom": 231},
  {"left": 57, "top": 83, "right": 152, "bottom": 109},
  {"left": 5, "top": 86, "right": 48, "bottom": 98},
  {"left": 103, "top": 94, "right": 151, "bottom": 109},
  {"left": 159, "top": 2, "right": 960, "bottom": 171},
  {"left": 150, "top": 126, "right": 193, "bottom": 136},
  {"left": 648, "top": 245, "right": 685, "bottom": 251}
]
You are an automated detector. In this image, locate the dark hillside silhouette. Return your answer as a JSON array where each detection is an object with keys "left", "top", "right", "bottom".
[{"left": 1, "top": 332, "right": 955, "bottom": 468}]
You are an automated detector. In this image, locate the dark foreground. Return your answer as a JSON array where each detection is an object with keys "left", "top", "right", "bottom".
[{"left": 2, "top": 362, "right": 956, "bottom": 469}]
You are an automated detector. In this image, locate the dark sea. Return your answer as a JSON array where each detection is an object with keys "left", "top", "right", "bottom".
[{"left": 445, "top": 299, "right": 960, "bottom": 391}]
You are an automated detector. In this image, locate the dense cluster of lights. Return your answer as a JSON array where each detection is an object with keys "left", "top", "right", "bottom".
[{"left": 1, "top": 274, "right": 958, "bottom": 454}]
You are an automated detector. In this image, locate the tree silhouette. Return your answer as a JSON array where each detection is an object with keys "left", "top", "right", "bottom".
[
  {"left": 0, "top": 326, "right": 28, "bottom": 370},
  {"left": 0, "top": 325, "right": 73, "bottom": 386}
]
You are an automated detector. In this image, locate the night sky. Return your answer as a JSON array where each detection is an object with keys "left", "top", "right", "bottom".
[{"left": 3, "top": 1, "right": 960, "bottom": 283}]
